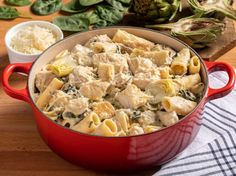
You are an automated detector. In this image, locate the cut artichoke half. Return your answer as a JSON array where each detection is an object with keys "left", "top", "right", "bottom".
[
  {"left": 146, "top": 17, "right": 225, "bottom": 48},
  {"left": 188, "top": 0, "right": 236, "bottom": 20}
]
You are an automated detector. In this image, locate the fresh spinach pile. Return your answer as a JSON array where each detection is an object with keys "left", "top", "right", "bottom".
[
  {"left": 1, "top": 0, "right": 131, "bottom": 32},
  {"left": 5, "top": 0, "right": 31, "bottom": 6},
  {"left": 0, "top": 6, "right": 30, "bottom": 19},
  {"left": 53, "top": 0, "right": 130, "bottom": 32},
  {"left": 31, "top": 0, "right": 62, "bottom": 15}
]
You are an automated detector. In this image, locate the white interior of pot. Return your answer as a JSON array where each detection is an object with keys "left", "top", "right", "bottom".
[{"left": 28, "top": 27, "right": 208, "bottom": 105}]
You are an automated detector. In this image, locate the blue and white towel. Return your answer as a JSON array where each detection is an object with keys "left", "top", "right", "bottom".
[{"left": 154, "top": 71, "right": 236, "bottom": 176}]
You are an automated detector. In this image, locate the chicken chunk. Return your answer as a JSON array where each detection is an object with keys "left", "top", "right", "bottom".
[
  {"left": 115, "top": 84, "right": 152, "bottom": 109},
  {"left": 35, "top": 70, "right": 57, "bottom": 93},
  {"left": 133, "top": 70, "right": 160, "bottom": 90},
  {"left": 79, "top": 81, "right": 110, "bottom": 100},
  {"left": 85, "top": 34, "right": 112, "bottom": 48},
  {"left": 112, "top": 73, "right": 132, "bottom": 88},
  {"left": 128, "top": 56, "right": 155, "bottom": 74},
  {"left": 71, "top": 44, "right": 93, "bottom": 67},
  {"left": 90, "top": 42, "right": 120, "bottom": 53},
  {"left": 69, "top": 66, "right": 95, "bottom": 88},
  {"left": 93, "top": 53, "right": 129, "bottom": 73},
  {"left": 138, "top": 111, "right": 156, "bottom": 126},
  {"left": 63, "top": 97, "right": 89, "bottom": 117},
  {"left": 156, "top": 111, "right": 179, "bottom": 127},
  {"left": 131, "top": 48, "right": 172, "bottom": 66}
]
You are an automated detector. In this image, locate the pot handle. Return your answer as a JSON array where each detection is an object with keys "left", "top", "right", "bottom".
[
  {"left": 205, "top": 61, "right": 235, "bottom": 101},
  {"left": 2, "top": 63, "right": 32, "bottom": 103}
]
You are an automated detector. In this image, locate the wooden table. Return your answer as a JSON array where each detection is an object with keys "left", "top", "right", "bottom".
[{"left": 0, "top": 1, "right": 236, "bottom": 176}]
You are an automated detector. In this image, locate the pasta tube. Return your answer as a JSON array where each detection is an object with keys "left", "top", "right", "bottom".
[
  {"left": 36, "top": 78, "right": 64, "bottom": 110},
  {"left": 173, "top": 73, "right": 201, "bottom": 91},
  {"left": 72, "top": 112, "right": 100, "bottom": 133},
  {"left": 112, "top": 29, "right": 154, "bottom": 51},
  {"left": 93, "top": 101, "right": 116, "bottom": 120},
  {"left": 114, "top": 110, "right": 130, "bottom": 132},
  {"left": 93, "top": 119, "right": 118, "bottom": 136},
  {"left": 189, "top": 56, "right": 201, "bottom": 74},
  {"left": 171, "top": 48, "right": 191, "bottom": 75},
  {"left": 162, "top": 96, "right": 197, "bottom": 116},
  {"left": 144, "top": 125, "right": 161, "bottom": 133}
]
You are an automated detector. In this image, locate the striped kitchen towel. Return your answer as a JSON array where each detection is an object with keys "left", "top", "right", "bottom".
[{"left": 154, "top": 71, "right": 236, "bottom": 176}]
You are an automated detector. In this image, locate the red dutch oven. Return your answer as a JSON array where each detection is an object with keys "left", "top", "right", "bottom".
[{"left": 2, "top": 27, "right": 236, "bottom": 171}]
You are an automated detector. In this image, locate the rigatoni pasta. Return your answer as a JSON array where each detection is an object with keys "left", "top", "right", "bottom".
[{"left": 33, "top": 29, "right": 204, "bottom": 137}]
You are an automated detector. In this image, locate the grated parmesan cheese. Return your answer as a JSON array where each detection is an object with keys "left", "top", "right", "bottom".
[{"left": 10, "top": 25, "right": 57, "bottom": 54}]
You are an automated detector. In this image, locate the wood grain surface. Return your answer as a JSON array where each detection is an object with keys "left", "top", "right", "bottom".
[{"left": 0, "top": 1, "right": 236, "bottom": 176}]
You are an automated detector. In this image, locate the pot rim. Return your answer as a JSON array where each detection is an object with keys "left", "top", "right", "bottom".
[{"left": 27, "top": 26, "right": 208, "bottom": 139}]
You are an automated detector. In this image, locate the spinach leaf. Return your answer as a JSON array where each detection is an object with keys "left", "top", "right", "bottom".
[
  {"left": 72, "top": 10, "right": 100, "bottom": 24},
  {"left": 96, "top": 5, "right": 123, "bottom": 25},
  {"left": 0, "top": 6, "right": 30, "bottom": 19},
  {"left": 61, "top": 0, "right": 87, "bottom": 13},
  {"left": 94, "top": 19, "right": 107, "bottom": 28},
  {"left": 117, "top": 0, "right": 131, "bottom": 5},
  {"left": 31, "top": 0, "right": 62, "bottom": 15},
  {"left": 178, "top": 90, "right": 197, "bottom": 101},
  {"left": 53, "top": 16, "right": 89, "bottom": 31},
  {"left": 5, "top": 0, "right": 31, "bottom": 6},
  {"left": 79, "top": 0, "right": 103, "bottom": 6},
  {"left": 104, "top": 0, "right": 124, "bottom": 11}
]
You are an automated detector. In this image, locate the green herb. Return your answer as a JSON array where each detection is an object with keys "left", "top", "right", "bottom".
[
  {"left": 178, "top": 89, "right": 197, "bottom": 101},
  {"left": 61, "top": 0, "right": 87, "bottom": 13},
  {"left": 5, "top": 0, "right": 31, "bottom": 6},
  {"left": 79, "top": 0, "right": 103, "bottom": 6},
  {"left": 57, "top": 113, "right": 63, "bottom": 120},
  {"left": 96, "top": 5, "right": 123, "bottom": 25},
  {"left": 130, "top": 111, "right": 141, "bottom": 120},
  {"left": 0, "top": 6, "right": 31, "bottom": 19},
  {"left": 88, "top": 121, "right": 93, "bottom": 128},
  {"left": 64, "top": 112, "right": 77, "bottom": 118},
  {"left": 65, "top": 123, "right": 70, "bottom": 128},
  {"left": 105, "top": 0, "right": 124, "bottom": 11},
  {"left": 53, "top": 15, "right": 89, "bottom": 31},
  {"left": 31, "top": 0, "right": 62, "bottom": 15}
]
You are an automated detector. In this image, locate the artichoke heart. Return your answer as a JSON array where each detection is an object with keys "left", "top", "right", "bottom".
[
  {"left": 188, "top": 0, "right": 236, "bottom": 20},
  {"left": 49, "top": 55, "right": 77, "bottom": 77},
  {"left": 146, "top": 17, "right": 225, "bottom": 48},
  {"left": 145, "top": 79, "right": 176, "bottom": 104},
  {"left": 132, "top": 0, "right": 182, "bottom": 23}
]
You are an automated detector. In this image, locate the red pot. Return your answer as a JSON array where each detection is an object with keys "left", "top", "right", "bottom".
[{"left": 2, "top": 27, "right": 235, "bottom": 171}]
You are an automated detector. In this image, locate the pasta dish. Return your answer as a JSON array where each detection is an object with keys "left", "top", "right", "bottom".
[{"left": 34, "top": 29, "right": 204, "bottom": 137}]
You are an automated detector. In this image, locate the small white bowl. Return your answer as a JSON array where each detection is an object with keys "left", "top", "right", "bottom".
[{"left": 5, "top": 21, "right": 64, "bottom": 64}]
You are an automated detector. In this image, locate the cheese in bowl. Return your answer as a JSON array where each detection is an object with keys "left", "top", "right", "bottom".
[
  {"left": 34, "top": 29, "right": 204, "bottom": 137},
  {"left": 5, "top": 21, "right": 63, "bottom": 63},
  {"left": 11, "top": 25, "right": 57, "bottom": 54}
]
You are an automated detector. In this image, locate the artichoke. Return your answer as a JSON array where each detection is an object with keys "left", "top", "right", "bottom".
[
  {"left": 188, "top": 0, "right": 236, "bottom": 20},
  {"left": 146, "top": 18, "right": 225, "bottom": 48},
  {"left": 132, "top": 0, "right": 182, "bottom": 23}
]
